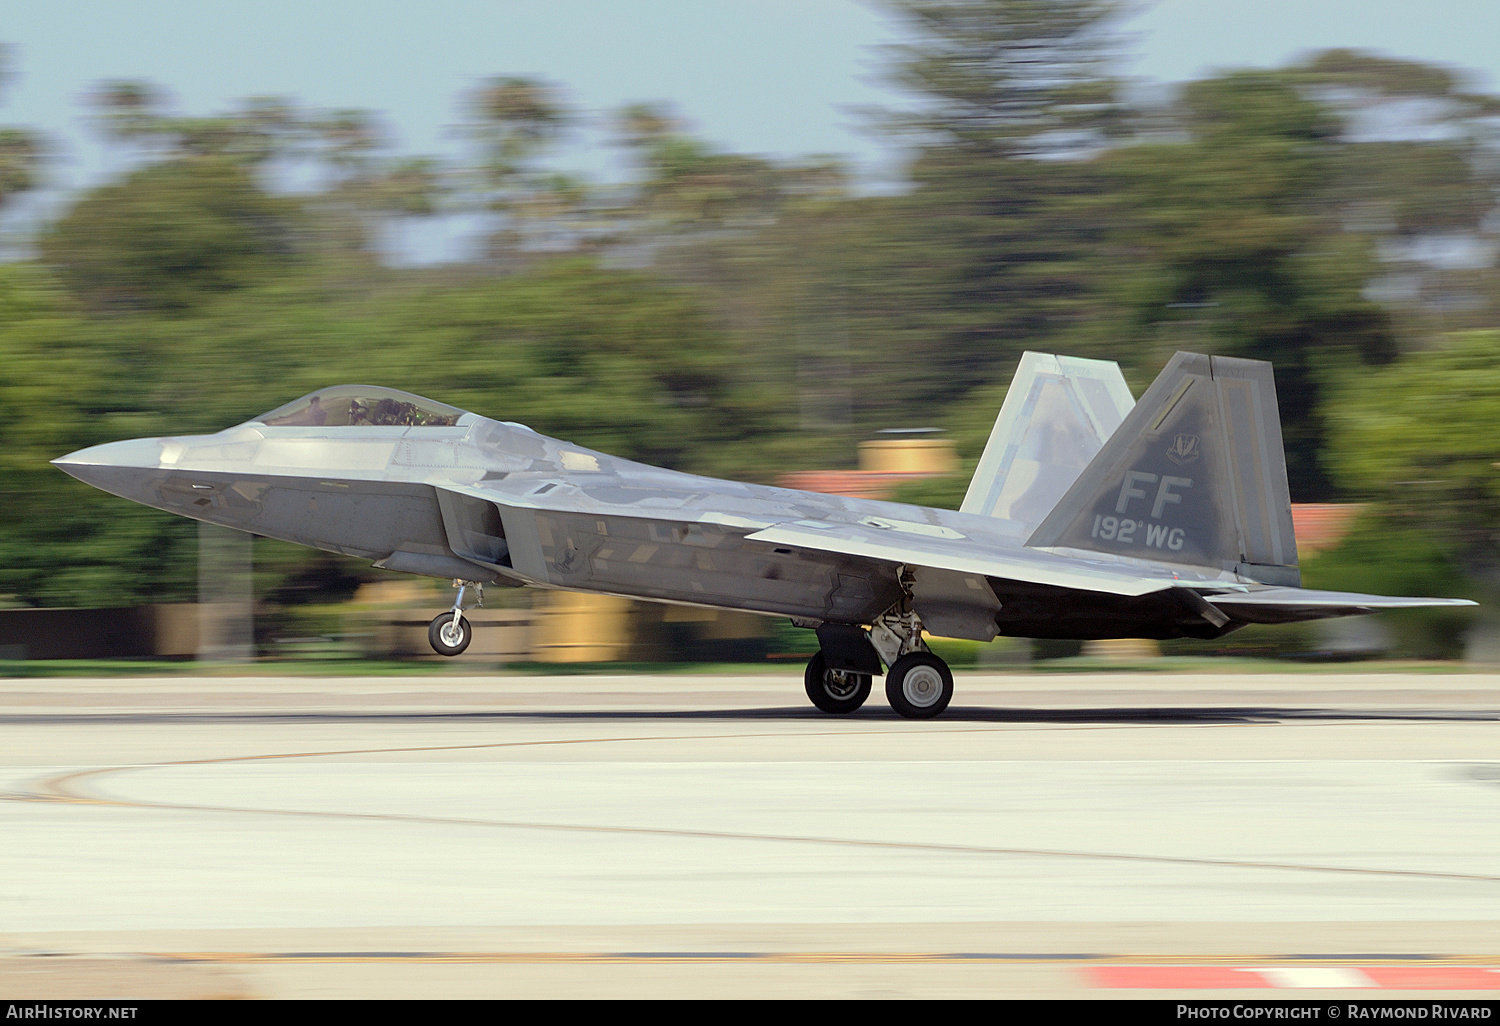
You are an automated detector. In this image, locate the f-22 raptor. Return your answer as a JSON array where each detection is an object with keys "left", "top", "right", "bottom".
[{"left": 54, "top": 351, "right": 1474, "bottom": 718}]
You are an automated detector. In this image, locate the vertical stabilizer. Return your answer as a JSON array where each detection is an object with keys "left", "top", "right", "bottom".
[
  {"left": 1025, "top": 352, "right": 1300, "bottom": 586},
  {"left": 961, "top": 352, "right": 1136, "bottom": 536}
]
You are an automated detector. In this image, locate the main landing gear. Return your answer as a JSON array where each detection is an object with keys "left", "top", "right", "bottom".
[
  {"left": 801, "top": 603, "right": 955, "bottom": 719},
  {"left": 428, "top": 579, "right": 483, "bottom": 656},
  {"left": 804, "top": 651, "right": 873, "bottom": 714},
  {"left": 884, "top": 651, "right": 954, "bottom": 719}
]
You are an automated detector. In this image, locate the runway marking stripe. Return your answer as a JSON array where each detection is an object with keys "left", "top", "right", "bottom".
[
  {"left": 133, "top": 953, "right": 1500, "bottom": 978},
  {"left": 1089, "top": 966, "right": 1500, "bottom": 989},
  {"left": 1262, "top": 967, "right": 1374, "bottom": 988},
  {"left": 153, "top": 951, "right": 1000, "bottom": 964},
  {"left": 150, "top": 951, "right": 1120, "bottom": 964},
  {"left": 30, "top": 761, "right": 1500, "bottom": 898},
  {"left": 34, "top": 763, "right": 1500, "bottom": 887}
]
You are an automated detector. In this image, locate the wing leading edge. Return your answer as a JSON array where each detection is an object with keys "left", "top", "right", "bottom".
[{"left": 742, "top": 520, "right": 1196, "bottom": 598}]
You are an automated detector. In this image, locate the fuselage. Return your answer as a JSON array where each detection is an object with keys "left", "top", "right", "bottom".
[{"left": 53, "top": 387, "right": 1236, "bottom": 639}]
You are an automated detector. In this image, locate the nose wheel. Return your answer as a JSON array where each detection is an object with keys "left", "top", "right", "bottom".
[
  {"left": 428, "top": 579, "right": 482, "bottom": 656},
  {"left": 428, "top": 611, "right": 472, "bottom": 656}
]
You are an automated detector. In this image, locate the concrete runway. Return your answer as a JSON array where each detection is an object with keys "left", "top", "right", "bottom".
[{"left": 2, "top": 670, "right": 1499, "bottom": 999}]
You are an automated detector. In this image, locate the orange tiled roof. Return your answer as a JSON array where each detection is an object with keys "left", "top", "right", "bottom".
[
  {"left": 776, "top": 470, "right": 943, "bottom": 502},
  {"left": 1290, "top": 503, "right": 1364, "bottom": 555}
]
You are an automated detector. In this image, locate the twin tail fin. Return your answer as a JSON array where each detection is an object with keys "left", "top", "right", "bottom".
[
  {"left": 1025, "top": 352, "right": 1300, "bottom": 587},
  {"left": 961, "top": 352, "right": 1136, "bottom": 536}
]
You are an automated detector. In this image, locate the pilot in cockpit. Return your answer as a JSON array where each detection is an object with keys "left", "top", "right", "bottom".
[{"left": 265, "top": 394, "right": 328, "bottom": 427}]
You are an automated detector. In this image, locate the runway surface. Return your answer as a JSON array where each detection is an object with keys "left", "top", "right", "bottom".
[{"left": 2, "top": 670, "right": 1499, "bottom": 999}]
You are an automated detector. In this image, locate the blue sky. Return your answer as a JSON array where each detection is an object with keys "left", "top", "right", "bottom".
[{"left": 5, "top": 1, "right": 1499, "bottom": 257}]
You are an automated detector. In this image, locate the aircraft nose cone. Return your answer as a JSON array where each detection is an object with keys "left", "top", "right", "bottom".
[
  {"left": 52, "top": 437, "right": 168, "bottom": 499},
  {"left": 53, "top": 436, "right": 166, "bottom": 472}
]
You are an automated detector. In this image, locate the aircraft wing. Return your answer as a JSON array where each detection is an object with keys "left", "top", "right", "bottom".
[
  {"left": 1202, "top": 587, "right": 1476, "bottom": 624},
  {"left": 742, "top": 522, "right": 1476, "bottom": 634},
  {"left": 742, "top": 519, "right": 1199, "bottom": 598}
]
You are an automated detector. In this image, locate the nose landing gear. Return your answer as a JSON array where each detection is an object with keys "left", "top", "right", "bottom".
[{"left": 428, "top": 579, "right": 483, "bottom": 656}]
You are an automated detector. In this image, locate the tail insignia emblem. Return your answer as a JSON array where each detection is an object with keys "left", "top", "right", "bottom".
[{"left": 1166, "top": 434, "right": 1200, "bottom": 465}]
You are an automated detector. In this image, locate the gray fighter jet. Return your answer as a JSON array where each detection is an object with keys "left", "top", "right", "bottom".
[{"left": 53, "top": 351, "right": 1474, "bottom": 718}]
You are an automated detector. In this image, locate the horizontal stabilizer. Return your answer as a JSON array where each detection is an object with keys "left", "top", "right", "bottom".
[{"left": 1203, "top": 587, "right": 1476, "bottom": 624}]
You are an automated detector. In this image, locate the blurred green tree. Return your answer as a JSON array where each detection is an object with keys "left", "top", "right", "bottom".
[
  {"left": 1096, "top": 68, "right": 1398, "bottom": 499},
  {"left": 0, "top": 265, "right": 199, "bottom": 606},
  {"left": 458, "top": 76, "right": 598, "bottom": 269},
  {"left": 38, "top": 157, "right": 302, "bottom": 312},
  {"left": 86, "top": 79, "right": 172, "bottom": 147},
  {"left": 1287, "top": 49, "right": 1500, "bottom": 338},
  {"left": 775, "top": 0, "right": 1134, "bottom": 419},
  {"left": 874, "top": 0, "right": 1129, "bottom": 156},
  {"left": 618, "top": 1, "right": 1138, "bottom": 450},
  {"left": 1299, "top": 513, "right": 1477, "bottom": 659},
  {"left": 0, "top": 45, "right": 44, "bottom": 213},
  {"left": 1093, "top": 53, "right": 1500, "bottom": 499},
  {"left": 80, "top": 83, "right": 450, "bottom": 265},
  {"left": 1325, "top": 330, "right": 1500, "bottom": 573},
  {"left": 300, "top": 109, "right": 454, "bottom": 259}
]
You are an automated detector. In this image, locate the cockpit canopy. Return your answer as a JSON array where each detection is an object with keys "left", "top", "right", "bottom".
[{"left": 256, "top": 386, "right": 469, "bottom": 428}]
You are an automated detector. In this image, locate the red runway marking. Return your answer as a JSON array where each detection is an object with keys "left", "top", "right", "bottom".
[
  {"left": 1362, "top": 967, "right": 1500, "bottom": 990},
  {"left": 1089, "top": 966, "right": 1272, "bottom": 989},
  {"left": 1088, "top": 965, "right": 1500, "bottom": 990}
]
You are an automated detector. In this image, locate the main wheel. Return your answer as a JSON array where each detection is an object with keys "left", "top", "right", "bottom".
[
  {"left": 804, "top": 651, "right": 872, "bottom": 714},
  {"left": 428, "top": 611, "right": 472, "bottom": 656},
  {"left": 885, "top": 652, "right": 953, "bottom": 719}
]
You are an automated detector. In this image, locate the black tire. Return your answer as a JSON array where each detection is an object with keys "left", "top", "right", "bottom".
[
  {"left": 885, "top": 652, "right": 953, "bottom": 719},
  {"left": 428, "top": 611, "right": 472, "bottom": 656},
  {"left": 804, "top": 651, "right": 872, "bottom": 714}
]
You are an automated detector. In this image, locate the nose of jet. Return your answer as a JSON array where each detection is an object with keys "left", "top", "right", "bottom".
[{"left": 52, "top": 437, "right": 168, "bottom": 501}]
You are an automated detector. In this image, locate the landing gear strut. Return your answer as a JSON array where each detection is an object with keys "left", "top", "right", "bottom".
[
  {"left": 868, "top": 602, "right": 953, "bottom": 719},
  {"left": 428, "top": 579, "right": 483, "bottom": 656}
]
